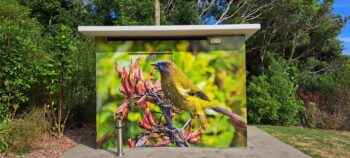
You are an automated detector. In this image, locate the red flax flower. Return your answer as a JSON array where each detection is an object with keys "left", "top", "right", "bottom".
[
  {"left": 114, "top": 57, "right": 204, "bottom": 147},
  {"left": 114, "top": 57, "right": 161, "bottom": 121},
  {"left": 182, "top": 124, "right": 205, "bottom": 144}
]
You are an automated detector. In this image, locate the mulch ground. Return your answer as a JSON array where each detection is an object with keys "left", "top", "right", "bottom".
[{"left": 3, "top": 123, "right": 95, "bottom": 158}]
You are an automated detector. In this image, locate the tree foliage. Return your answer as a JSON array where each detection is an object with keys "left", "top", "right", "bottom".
[
  {"left": 0, "top": 0, "right": 96, "bottom": 140},
  {"left": 298, "top": 56, "right": 350, "bottom": 130},
  {"left": 0, "top": 0, "right": 43, "bottom": 120},
  {"left": 248, "top": 54, "right": 303, "bottom": 125},
  {"left": 245, "top": 0, "right": 350, "bottom": 129},
  {"left": 247, "top": 0, "right": 347, "bottom": 75}
]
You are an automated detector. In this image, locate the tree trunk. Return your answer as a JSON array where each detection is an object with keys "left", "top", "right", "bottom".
[
  {"left": 58, "top": 58, "right": 64, "bottom": 138},
  {"left": 155, "top": 0, "right": 160, "bottom": 25}
]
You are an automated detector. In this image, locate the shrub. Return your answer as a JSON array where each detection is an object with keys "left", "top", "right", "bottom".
[
  {"left": 248, "top": 75, "right": 279, "bottom": 124},
  {"left": 298, "top": 57, "right": 350, "bottom": 130},
  {"left": 248, "top": 54, "right": 303, "bottom": 125},
  {"left": 0, "top": 0, "right": 44, "bottom": 120},
  {"left": 3, "top": 108, "right": 49, "bottom": 154}
]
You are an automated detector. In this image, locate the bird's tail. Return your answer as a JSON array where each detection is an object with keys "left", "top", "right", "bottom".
[{"left": 212, "top": 106, "right": 247, "bottom": 136}]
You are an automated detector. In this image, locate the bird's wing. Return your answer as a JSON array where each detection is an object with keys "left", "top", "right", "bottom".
[
  {"left": 175, "top": 83, "right": 210, "bottom": 101},
  {"left": 188, "top": 90, "right": 210, "bottom": 101},
  {"left": 175, "top": 82, "right": 191, "bottom": 96}
]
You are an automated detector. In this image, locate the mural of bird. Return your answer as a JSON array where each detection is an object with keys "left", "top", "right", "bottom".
[{"left": 151, "top": 60, "right": 247, "bottom": 135}]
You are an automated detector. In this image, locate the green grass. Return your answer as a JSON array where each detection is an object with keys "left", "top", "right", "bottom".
[{"left": 257, "top": 125, "right": 350, "bottom": 158}]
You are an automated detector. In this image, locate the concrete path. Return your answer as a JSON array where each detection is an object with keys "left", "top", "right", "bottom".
[{"left": 61, "top": 126, "right": 310, "bottom": 158}]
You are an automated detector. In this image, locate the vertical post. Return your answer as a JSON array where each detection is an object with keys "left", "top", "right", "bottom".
[
  {"left": 155, "top": 0, "right": 160, "bottom": 25},
  {"left": 116, "top": 119, "right": 124, "bottom": 157}
]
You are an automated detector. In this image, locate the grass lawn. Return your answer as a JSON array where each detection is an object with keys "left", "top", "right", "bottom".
[{"left": 257, "top": 125, "right": 350, "bottom": 158}]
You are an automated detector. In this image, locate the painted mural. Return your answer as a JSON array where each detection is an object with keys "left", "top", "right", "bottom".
[{"left": 96, "top": 36, "right": 247, "bottom": 148}]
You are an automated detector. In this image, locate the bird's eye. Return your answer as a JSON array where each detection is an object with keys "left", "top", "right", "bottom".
[{"left": 159, "top": 62, "right": 170, "bottom": 68}]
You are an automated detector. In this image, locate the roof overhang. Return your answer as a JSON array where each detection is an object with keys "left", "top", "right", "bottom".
[{"left": 78, "top": 24, "right": 260, "bottom": 40}]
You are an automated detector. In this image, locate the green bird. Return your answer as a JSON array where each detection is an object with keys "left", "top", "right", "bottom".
[{"left": 151, "top": 60, "right": 246, "bottom": 135}]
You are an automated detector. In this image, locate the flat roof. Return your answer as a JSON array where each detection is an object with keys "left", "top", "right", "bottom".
[{"left": 78, "top": 24, "right": 260, "bottom": 39}]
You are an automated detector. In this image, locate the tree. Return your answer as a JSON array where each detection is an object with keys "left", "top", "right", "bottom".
[
  {"left": 246, "top": 0, "right": 347, "bottom": 76},
  {"left": 20, "top": 0, "right": 97, "bottom": 136},
  {"left": 244, "top": 0, "right": 349, "bottom": 126},
  {"left": 155, "top": 0, "right": 160, "bottom": 25},
  {"left": 298, "top": 56, "right": 350, "bottom": 130},
  {"left": 196, "top": 0, "right": 276, "bottom": 24},
  {"left": 37, "top": 24, "right": 78, "bottom": 137},
  {"left": 0, "top": 0, "right": 43, "bottom": 120}
]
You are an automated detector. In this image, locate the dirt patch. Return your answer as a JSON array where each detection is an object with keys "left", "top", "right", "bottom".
[
  {"left": 4, "top": 123, "right": 95, "bottom": 158},
  {"left": 288, "top": 134, "right": 349, "bottom": 158},
  {"left": 323, "top": 129, "right": 350, "bottom": 136},
  {"left": 292, "top": 126, "right": 350, "bottom": 136},
  {"left": 290, "top": 140, "right": 330, "bottom": 158},
  {"left": 292, "top": 141, "right": 312, "bottom": 148}
]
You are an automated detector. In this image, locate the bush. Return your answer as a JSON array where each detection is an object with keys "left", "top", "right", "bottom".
[
  {"left": 248, "top": 54, "right": 303, "bottom": 125},
  {"left": 2, "top": 108, "right": 49, "bottom": 155},
  {"left": 0, "top": 0, "right": 44, "bottom": 120},
  {"left": 298, "top": 57, "right": 350, "bottom": 130},
  {"left": 248, "top": 75, "right": 279, "bottom": 124}
]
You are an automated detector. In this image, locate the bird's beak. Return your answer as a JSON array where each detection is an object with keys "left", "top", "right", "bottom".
[{"left": 151, "top": 62, "right": 158, "bottom": 68}]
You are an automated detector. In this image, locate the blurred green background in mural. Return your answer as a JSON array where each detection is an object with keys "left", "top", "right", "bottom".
[{"left": 96, "top": 37, "right": 246, "bottom": 148}]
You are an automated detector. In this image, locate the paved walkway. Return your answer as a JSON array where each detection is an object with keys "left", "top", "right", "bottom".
[{"left": 61, "top": 126, "right": 310, "bottom": 158}]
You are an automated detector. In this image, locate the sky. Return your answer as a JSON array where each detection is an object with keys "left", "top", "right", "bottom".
[{"left": 333, "top": 0, "right": 350, "bottom": 55}]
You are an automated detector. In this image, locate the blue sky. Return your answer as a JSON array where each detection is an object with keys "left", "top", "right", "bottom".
[{"left": 333, "top": 0, "right": 350, "bottom": 55}]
